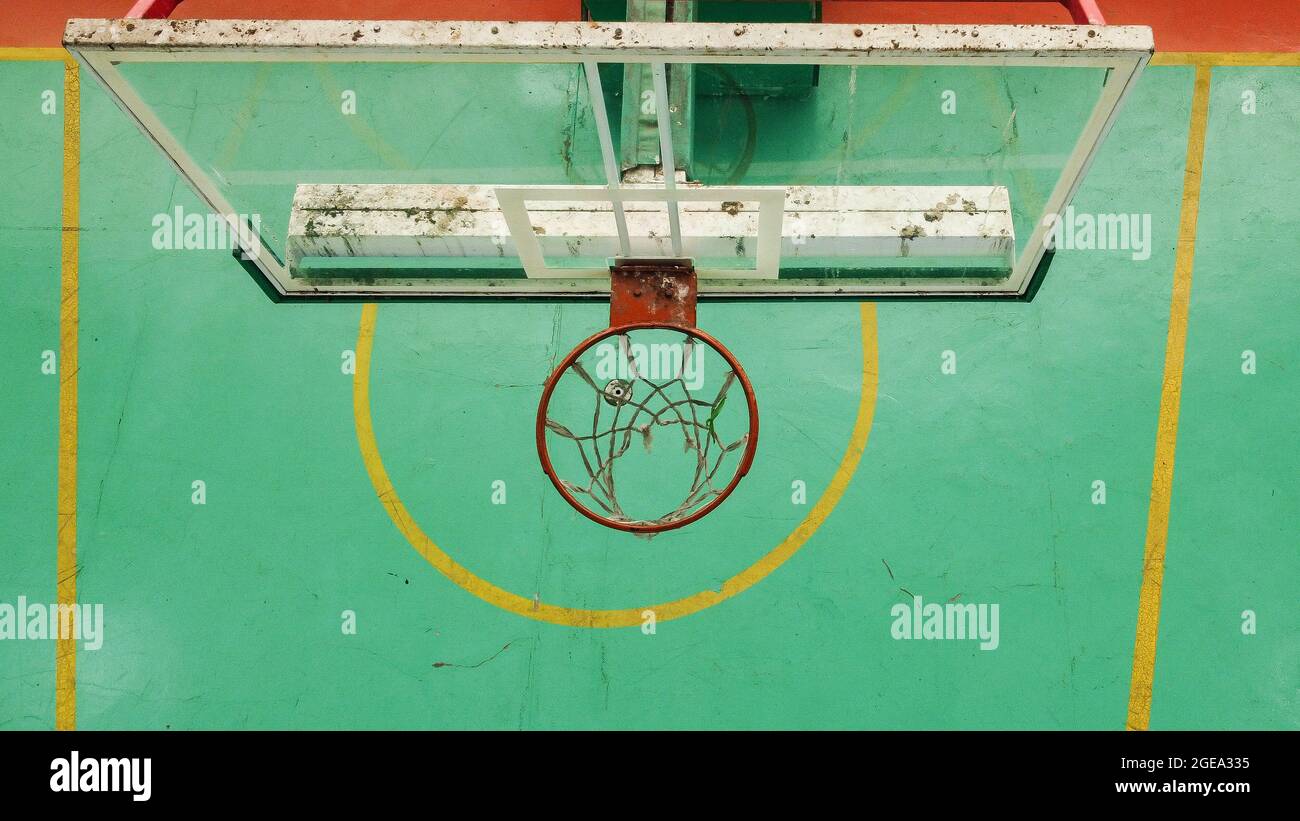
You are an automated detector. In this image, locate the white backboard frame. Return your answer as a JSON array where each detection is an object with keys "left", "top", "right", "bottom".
[
  {"left": 64, "top": 18, "right": 1153, "bottom": 299},
  {"left": 495, "top": 185, "right": 787, "bottom": 279}
]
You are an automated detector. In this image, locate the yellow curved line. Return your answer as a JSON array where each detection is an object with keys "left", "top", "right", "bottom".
[
  {"left": 313, "top": 64, "right": 413, "bottom": 171},
  {"left": 354, "top": 303, "right": 878, "bottom": 628}
]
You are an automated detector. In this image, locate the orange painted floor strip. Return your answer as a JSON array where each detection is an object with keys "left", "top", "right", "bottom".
[
  {"left": 56, "top": 56, "right": 80, "bottom": 732},
  {"left": 1126, "top": 64, "right": 1212, "bottom": 731}
]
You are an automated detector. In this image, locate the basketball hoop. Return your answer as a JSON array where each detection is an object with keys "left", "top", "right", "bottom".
[{"left": 536, "top": 261, "right": 759, "bottom": 533}]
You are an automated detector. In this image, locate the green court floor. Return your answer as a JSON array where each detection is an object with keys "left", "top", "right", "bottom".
[{"left": 1, "top": 58, "right": 1295, "bottom": 729}]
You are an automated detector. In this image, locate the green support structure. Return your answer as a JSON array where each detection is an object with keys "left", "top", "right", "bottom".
[{"left": 616, "top": 1, "right": 695, "bottom": 179}]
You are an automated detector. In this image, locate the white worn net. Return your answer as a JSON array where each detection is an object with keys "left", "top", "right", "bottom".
[{"left": 542, "top": 330, "right": 752, "bottom": 528}]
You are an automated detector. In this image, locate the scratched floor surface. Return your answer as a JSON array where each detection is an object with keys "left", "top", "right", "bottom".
[{"left": 0, "top": 58, "right": 1296, "bottom": 729}]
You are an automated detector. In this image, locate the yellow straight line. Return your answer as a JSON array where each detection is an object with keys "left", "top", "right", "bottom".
[
  {"left": 0, "top": 47, "right": 70, "bottom": 62},
  {"left": 56, "top": 59, "right": 80, "bottom": 732},
  {"left": 1127, "top": 65, "right": 1212, "bottom": 731},
  {"left": 1153, "top": 52, "right": 1300, "bottom": 67}
]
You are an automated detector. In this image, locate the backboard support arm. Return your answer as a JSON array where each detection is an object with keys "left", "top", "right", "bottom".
[
  {"left": 126, "top": 0, "right": 184, "bottom": 18},
  {"left": 1063, "top": 1, "right": 1106, "bottom": 25}
]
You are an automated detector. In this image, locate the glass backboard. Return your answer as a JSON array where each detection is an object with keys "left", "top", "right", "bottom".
[{"left": 66, "top": 17, "right": 1152, "bottom": 298}]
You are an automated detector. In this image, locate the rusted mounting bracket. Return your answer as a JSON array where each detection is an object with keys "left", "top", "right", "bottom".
[{"left": 609, "top": 259, "right": 698, "bottom": 329}]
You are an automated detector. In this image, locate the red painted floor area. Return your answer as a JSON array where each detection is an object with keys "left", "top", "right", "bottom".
[
  {"left": 824, "top": 1, "right": 1299, "bottom": 52},
  {"left": 0, "top": 1, "right": 582, "bottom": 46},
  {"left": 1, "top": 1, "right": 1297, "bottom": 53}
]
